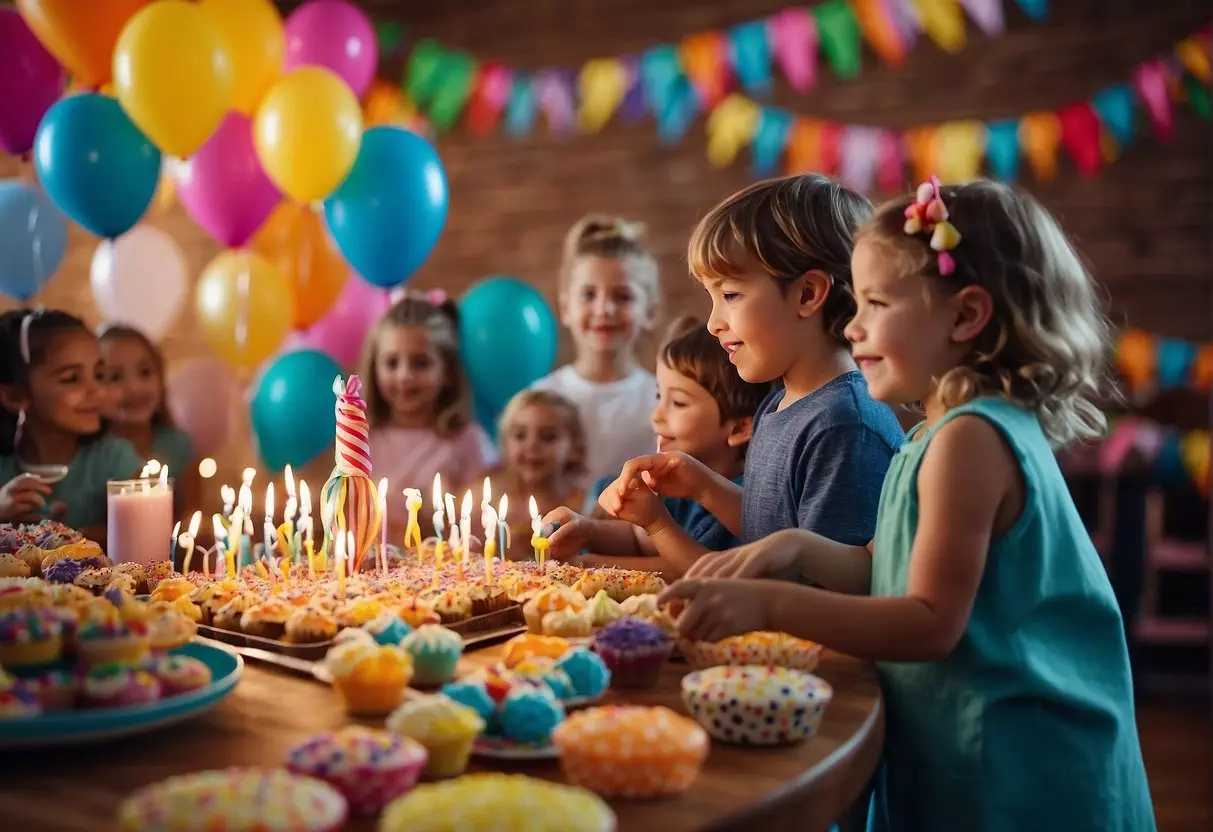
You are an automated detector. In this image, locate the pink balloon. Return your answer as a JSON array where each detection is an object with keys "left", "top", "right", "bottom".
[
  {"left": 291, "top": 273, "right": 392, "bottom": 368},
  {"left": 166, "top": 357, "right": 237, "bottom": 457},
  {"left": 0, "top": 9, "right": 66, "bottom": 155},
  {"left": 175, "top": 112, "right": 281, "bottom": 248},
  {"left": 284, "top": 0, "right": 378, "bottom": 98}
]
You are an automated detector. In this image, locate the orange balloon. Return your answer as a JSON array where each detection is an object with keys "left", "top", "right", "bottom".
[
  {"left": 249, "top": 202, "right": 348, "bottom": 330},
  {"left": 16, "top": 0, "right": 148, "bottom": 89}
]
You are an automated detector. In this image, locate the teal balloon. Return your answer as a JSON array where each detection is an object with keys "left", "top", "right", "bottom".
[
  {"left": 33, "top": 93, "right": 160, "bottom": 239},
  {"left": 459, "top": 277, "right": 557, "bottom": 434},
  {"left": 249, "top": 349, "right": 341, "bottom": 471},
  {"left": 323, "top": 126, "right": 448, "bottom": 288},
  {"left": 0, "top": 180, "right": 67, "bottom": 301}
]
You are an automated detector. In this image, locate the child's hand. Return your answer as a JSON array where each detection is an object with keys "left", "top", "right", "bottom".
[
  {"left": 0, "top": 474, "right": 51, "bottom": 522},
  {"left": 616, "top": 452, "right": 713, "bottom": 502},
  {"left": 598, "top": 472, "right": 673, "bottom": 535},
  {"left": 542, "top": 507, "right": 589, "bottom": 561},
  {"left": 658, "top": 578, "right": 772, "bottom": 643},
  {"left": 684, "top": 529, "right": 807, "bottom": 581}
]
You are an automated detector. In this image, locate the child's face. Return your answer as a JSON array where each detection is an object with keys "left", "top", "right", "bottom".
[
  {"left": 373, "top": 325, "right": 447, "bottom": 422},
  {"left": 845, "top": 240, "right": 962, "bottom": 405},
  {"left": 652, "top": 361, "right": 739, "bottom": 461},
  {"left": 560, "top": 256, "right": 654, "bottom": 355},
  {"left": 503, "top": 403, "right": 575, "bottom": 488},
  {"left": 702, "top": 269, "right": 819, "bottom": 384},
  {"left": 4, "top": 331, "right": 106, "bottom": 438},
  {"left": 101, "top": 335, "right": 162, "bottom": 426}
]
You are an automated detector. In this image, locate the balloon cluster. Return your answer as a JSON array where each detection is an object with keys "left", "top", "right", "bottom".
[{"left": 0, "top": 0, "right": 453, "bottom": 470}]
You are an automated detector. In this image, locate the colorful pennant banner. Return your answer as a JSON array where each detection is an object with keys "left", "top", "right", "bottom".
[
  {"left": 387, "top": 0, "right": 1047, "bottom": 141},
  {"left": 1115, "top": 327, "right": 1213, "bottom": 399},
  {"left": 1095, "top": 417, "right": 1210, "bottom": 498},
  {"left": 704, "top": 27, "right": 1209, "bottom": 186}
]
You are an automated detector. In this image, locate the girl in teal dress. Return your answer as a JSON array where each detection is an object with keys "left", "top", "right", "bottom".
[
  {"left": 659, "top": 178, "right": 1155, "bottom": 831},
  {"left": 99, "top": 325, "right": 199, "bottom": 520}
]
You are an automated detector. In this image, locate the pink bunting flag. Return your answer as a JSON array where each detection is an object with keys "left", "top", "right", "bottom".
[
  {"left": 957, "top": 0, "right": 1005, "bottom": 35},
  {"left": 465, "top": 62, "right": 513, "bottom": 135},
  {"left": 767, "top": 9, "right": 818, "bottom": 93},
  {"left": 875, "top": 130, "right": 905, "bottom": 193},
  {"left": 839, "top": 126, "right": 882, "bottom": 193},
  {"left": 1057, "top": 102, "right": 1102, "bottom": 177},
  {"left": 1133, "top": 58, "right": 1175, "bottom": 142},
  {"left": 535, "top": 68, "right": 577, "bottom": 136}
]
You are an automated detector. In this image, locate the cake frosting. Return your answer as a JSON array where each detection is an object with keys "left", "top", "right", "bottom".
[{"left": 386, "top": 694, "right": 484, "bottom": 743}]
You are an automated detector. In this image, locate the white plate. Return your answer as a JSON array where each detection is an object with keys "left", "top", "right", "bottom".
[
  {"left": 561, "top": 692, "right": 604, "bottom": 709},
  {"left": 472, "top": 737, "right": 560, "bottom": 760}
]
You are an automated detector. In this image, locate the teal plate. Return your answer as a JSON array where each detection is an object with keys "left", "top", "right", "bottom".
[{"left": 0, "top": 641, "right": 243, "bottom": 749}]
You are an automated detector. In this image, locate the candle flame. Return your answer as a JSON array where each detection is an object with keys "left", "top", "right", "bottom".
[
  {"left": 264, "top": 483, "right": 274, "bottom": 520},
  {"left": 528, "top": 495, "right": 539, "bottom": 520},
  {"left": 158, "top": 465, "right": 169, "bottom": 486},
  {"left": 445, "top": 493, "right": 457, "bottom": 526},
  {"left": 432, "top": 473, "right": 442, "bottom": 512},
  {"left": 171, "top": 520, "right": 181, "bottom": 541},
  {"left": 484, "top": 504, "right": 498, "bottom": 527},
  {"left": 145, "top": 459, "right": 162, "bottom": 476},
  {"left": 498, "top": 494, "right": 508, "bottom": 522},
  {"left": 238, "top": 484, "right": 252, "bottom": 514},
  {"left": 198, "top": 458, "right": 217, "bottom": 479},
  {"left": 221, "top": 484, "right": 235, "bottom": 506},
  {"left": 298, "top": 481, "right": 311, "bottom": 517},
  {"left": 187, "top": 510, "right": 202, "bottom": 539},
  {"left": 212, "top": 514, "right": 226, "bottom": 539},
  {"left": 284, "top": 464, "right": 296, "bottom": 499},
  {"left": 482, "top": 476, "right": 491, "bottom": 506},
  {"left": 461, "top": 490, "right": 472, "bottom": 518},
  {"left": 241, "top": 467, "right": 256, "bottom": 487}
]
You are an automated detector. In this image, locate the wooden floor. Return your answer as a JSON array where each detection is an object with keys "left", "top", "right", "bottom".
[{"left": 1139, "top": 698, "right": 1212, "bottom": 832}]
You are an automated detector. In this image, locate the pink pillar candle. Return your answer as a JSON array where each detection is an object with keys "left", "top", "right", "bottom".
[{"left": 107, "top": 479, "right": 175, "bottom": 567}]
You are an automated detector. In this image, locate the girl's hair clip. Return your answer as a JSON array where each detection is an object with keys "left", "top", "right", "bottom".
[{"left": 903, "top": 175, "right": 962, "bottom": 276}]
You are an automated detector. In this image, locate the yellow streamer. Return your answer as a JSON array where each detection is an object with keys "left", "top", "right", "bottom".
[
  {"left": 935, "top": 121, "right": 986, "bottom": 184},
  {"left": 706, "top": 94, "right": 760, "bottom": 168},
  {"left": 577, "top": 58, "right": 628, "bottom": 133},
  {"left": 1018, "top": 111, "right": 1062, "bottom": 182},
  {"left": 913, "top": 0, "right": 966, "bottom": 53}
]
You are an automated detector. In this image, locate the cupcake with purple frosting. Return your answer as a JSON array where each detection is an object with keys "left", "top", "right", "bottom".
[
  {"left": 43, "top": 556, "right": 85, "bottom": 585},
  {"left": 591, "top": 617, "right": 673, "bottom": 689}
]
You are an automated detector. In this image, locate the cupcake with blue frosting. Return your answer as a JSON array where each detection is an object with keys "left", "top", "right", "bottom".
[
  {"left": 556, "top": 648, "right": 611, "bottom": 699},
  {"left": 439, "top": 679, "right": 497, "bottom": 726},
  {"left": 512, "top": 658, "right": 576, "bottom": 701},
  {"left": 400, "top": 624, "right": 463, "bottom": 686},
  {"left": 364, "top": 611, "right": 412, "bottom": 646},
  {"left": 497, "top": 685, "right": 564, "bottom": 746}
]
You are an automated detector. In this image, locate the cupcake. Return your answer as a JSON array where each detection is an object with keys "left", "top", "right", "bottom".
[
  {"left": 510, "top": 657, "right": 576, "bottom": 701},
  {"left": 378, "top": 774, "right": 615, "bottom": 832},
  {"left": 429, "top": 590, "right": 471, "bottom": 624},
  {"left": 112, "top": 561, "right": 149, "bottom": 595},
  {"left": 116, "top": 768, "right": 348, "bottom": 832},
  {"left": 286, "top": 727, "right": 427, "bottom": 816},
  {"left": 542, "top": 606, "right": 592, "bottom": 638},
  {"left": 324, "top": 638, "right": 413, "bottom": 716},
  {"left": 554, "top": 706, "right": 708, "bottom": 797},
  {"left": 146, "top": 610, "right": 197, "bottom": 652},
  {"left": 150, "top": 576, "right": 195, "bottom": 603},
  {"left": 170, "top": 595, "right": 202, "bottom": 623},
  {"left": 682, "top": 665, "right": 833, "bottom": 745},
  {"left": 437, "top": 679, "right": 497, "bottom": 725},
  {"left": 150, "top": 654, "right": 214, "bottom": 696},
  {"left": 496, "top": 685, "right": 564, "bottom": 745},
  {"left": 0, "top": 687, "right": 40, "bottom": 718},
  {"left": 386, "top": 694, "right": 484, "bottom": 779},
  {"left": 362, "top": 610, "right": 411, "bottom": 645},
  {"left": 23, "top": 669, "right": 79, "bottom": 711},
  {"left": 240, "top": 600, "right": 292, "bottom": 641},
  {"left": 42, "top": 555, "right": 83, "bottom": 585},
  {"left": 82, "top": 663, "right": 161, "bottom": 708},
  {"left": 466, "top": 584, "right": 511, "bottom": 617},
  {"left": 285, "top": 607, "right": 339, "bottom": 644},
  {"left": 681, "top": 631, "right": 823, "bottom": 672},
  {"left": 502, "top": 633, "right": 569, "bottom": 668},
  {"left": 15, "top": 543, "right": 46, "bottom": 576},
  {"left": 0, "top": 608, "right": 64, "bottom": 667},
  {"left": 395, "top": 597, "right": 440, "bottom": 629},
  {"left": 0, "top": 553, "right": 30, "bottom": 579},
  {"left": 74, "top": 567, "right": 114, "bottom": 595},
  {"left": 144, "top": 560, "right": 176, "bottom": 593},
  {"left": 591, "top": 617, "right": 673, "bottom": 689},
  {"left": 400, "top": 624, "right": 463, "bottom": 686},
  {"left": 211, "top": 594, "right": 255, "bottom": 632},
  {"left": 586, "top": 589, "right": 622, "bottom": 628},
  {"left": 522, "top": 585, "right": 586, "bottom": 634},
  {"left": 335, "top": 597, "right": 384, "bottom": 629},
  {"left": 76, "top": 617, "right": 150, "bottom": 667},
  {"left": 556, "top": 648, "right": 611, "bottom": 699}
]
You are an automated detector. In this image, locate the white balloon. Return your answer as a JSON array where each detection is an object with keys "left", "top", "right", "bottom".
[{"left": 90, "top": 225, "right": 189, "bottom": 340}]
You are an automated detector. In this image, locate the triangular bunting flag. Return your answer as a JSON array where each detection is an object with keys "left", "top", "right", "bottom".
[
  {"left": 984, "top": 119, "right": 1021, "bottom": 180},
  {"left": 504, "top": 74, "right": 537, "bottom": 137},
  {"left": 914, "top": 0, "right": 966, "bottom": 53},
  {"left": 767, "top": 8, "right": 818, "bottom": 93},
  {"left": 1184, "top": 75, "right": 1211, "bottom": 121},
  {"left": 428, "top": 51, "right": 477, "bottom": 132},
  {"left": 785, "top": 118, "right": 842, "bottom": 175},
  {"left": 618, "top": 56, "right": 646, "bottom": 122},
  {"left": 657, "top": 78, "right": 701, "bottom": 143},
  {"left": 935, "top": 121, "right": 985, "bottom": 182},
  {"left": 752, "top": 108, "right": 794, "bottom": 175},
  {"left": 405, "top": 39, "right": 449, "bottom": 106},
  {"left": 681, "top": 31, "right": 732, "bottom": 107},
  {"left": 1018, "top": 111, "right": 1062, "bottom": 180},
  {"left": 465, "top": 63, "right": 511, "bottom": 135},
  {"left": 729, "top": 21, "right": 773, "bottom": 94},
  {"left": 875, "top": 130, "right": 904, "bottom": 192},
  {"left": 706, "top": 94, "right": 760, "bottom": 168},
  {"left": 957, "top": 0, "right": 1005, "bottom": 35},
  {"left": 639, "top": 46, "right": 684, "bottom": 117},
  {"left": 814, "top": 0, "right": 863, "bottom": 79},
  {"left": 852, "top": 0, "right": 908, "bottom": 65},
  {"left": 840, "top": 126, "right": 883, "bottom": 192},
  {"left": 1091, "top": 84, "right": 1137, "bottom": 148},
  {"left": 903, "top": 126, "right": 940, "bottom": 183},
  {"left": 1057, "top": 102, "right": 1102, "bottom": 176},
  {"left": 578, "top": 59, "right": 629, "bottom": 133},
  {"left": 535, "top": 69, "right": 577, "bottom": 136},
  {"left": 1175, "top": 34, "right": 1211, "bottom": 84},
  {"left": 1157, "top": 338, "right": 1198, "bottom": 389},
  {"left": 1133, "top": 58, "right": 1175, "bottom": 142},
  {"left": 1013, "top": 0, "right": 1049, "bottom": 20}
]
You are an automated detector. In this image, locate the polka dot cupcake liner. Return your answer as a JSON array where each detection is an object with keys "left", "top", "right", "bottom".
[{"left": 681, "top": 665, "right": 833, "bottom": 746}]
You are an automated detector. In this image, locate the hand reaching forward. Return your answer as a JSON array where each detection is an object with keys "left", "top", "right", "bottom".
[
  {"left": 683, "top": 528, "right": 808, "bottom": 581},
  {"left": 540, "top": 506, "right": 590, "bottom": 561},
  {"left": 597, "top": 469, "right": 673, "bottom": 535},
  {"left": 658, "top": 577, "right": 773, "bottom": 643},
  {"left": 615, "top": 452, "right": 715, "bottom": 502}
]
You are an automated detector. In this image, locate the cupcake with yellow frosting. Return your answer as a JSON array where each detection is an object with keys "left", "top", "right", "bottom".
[
  {"left": 541, "top": 606, "right": 592, "bottom": 638},
  {"left": 378, "top": 773, "right": 615, "bottom": 832},
  {"left": 325, "top": 636, "right": 413, "bottom": 716},
  {"left": 386, "top": 694, "right": 484, "bottom": 778},
  {"left": 522, "top": 585, "right": 585, "bottom": 634},
  {"left": 501, "top": 633, "right": 569, "bottom": 668}
]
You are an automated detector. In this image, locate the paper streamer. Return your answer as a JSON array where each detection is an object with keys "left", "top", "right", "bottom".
[
  {"left": 1133, "top": 59, "right": 1175, "bottom": 142},
  {"left": 815, "top": 0, "right": 863, "bottom": 79},
  {"left": 1057, "top": 102, "right": 1102, "bottom": 177},
  {"left": 681, "top": 31, "right": 731, "bottom": 107},
  {"left": 730, "top": 20, "right": 774, "bottom": 94},
  {"left": 914, "top": 0, "right": 967, "bottom": 53},
  {"left": 768, "top": 8, "right": 818, "bottom": 93},
  {"left": 752, "top": 107, "right": 793, "bottom": 175}
]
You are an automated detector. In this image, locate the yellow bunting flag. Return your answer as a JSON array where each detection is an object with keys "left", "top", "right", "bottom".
[
  {"left": 1180, "top": 431, "right": 1210, "bottom": 497},
  {"left": 681, "top": 31, "right": 730, "bottom": 107},
  {"left": 935, "top": 121, "right": 986, "bottom": 183},
  {"left": 902, "top": 126, "right": 941, "bottom": 184},
  {"left": 1018, "top": 111, "right": 1062, "bottom": 181},
  {"left": 852, "top": 0, "right": 907, "bottom": 65},
  {"left": 577, "top": 58, "right": 628, "bottom": 133},
  {"left": 913, "top": 0, "right": 966, "bottom": 53},
  {"left": 706, "top": 94, "right": 760, "bottom": 168},
  {"left": 1175, "top": 36, "right": 1210, "bottom": 84}
]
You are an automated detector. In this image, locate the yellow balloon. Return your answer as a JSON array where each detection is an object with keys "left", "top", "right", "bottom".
[
  {"left": 195, "top": 249, "right": 295, "bottom": 372},
  {"left": 112, "top": 0, "right": 235, "bottom": 158},
  {"left": 198, "top": 0, "right": 284, "bottom": 114},
  {"left": 254, "top": 67, "right": 362, "bottom": 203}
]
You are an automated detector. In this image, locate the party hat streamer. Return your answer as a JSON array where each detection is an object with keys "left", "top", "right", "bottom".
[{"left": 322, "top": 375, "right": 382, "bottom": 572}]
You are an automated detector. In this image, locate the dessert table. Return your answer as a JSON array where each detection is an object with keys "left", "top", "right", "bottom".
[{"left": 5, "top": 644, "right": 884, "bottom": 832}]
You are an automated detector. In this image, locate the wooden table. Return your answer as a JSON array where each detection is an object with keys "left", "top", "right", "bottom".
[{"left": 6, "top": 645, "right": 884, "bottom": 832}]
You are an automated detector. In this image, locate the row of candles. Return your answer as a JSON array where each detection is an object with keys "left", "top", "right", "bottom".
[{"left": 169, "top": 467, "right": 554, "bottom": 592}]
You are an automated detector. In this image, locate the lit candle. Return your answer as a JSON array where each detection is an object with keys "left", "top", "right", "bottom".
[
  {"left": 378, "top": 477, "right": 389, "bottom": 574},
  {"left": 335, "top": 531, "right": 346, "bottom": 599},
  {"left": 482, "top": 477, "right": 492, "bottom": 514},
  {"left": 107, "top": 460, "right": 173, "bottom": 567},
  {"left": 482, "top": 504, "right": 497, "bottom": 584},
  {"left": 450, "top": 525, "right": 463, "bottom": 581},
  {"left": 528, "top": 495, "right": 549, "bottom": 566},
  {"left": 225, "top": 506, "right": 241, "bottom": 577},
  {"left": 431, "top": 474, "right": 444, "bottom": 541},
  {"left": 181, "top": 510, "right": 202, "bottom": 575},
  {"left": 242, "top": 467, "right": 256, "bottom": 488},
  {"left": 283, "top": 464, "right": 297, "bottom": 552},
  {"left": 497, "top": 494, "right": 509, "bottom": 556},
  {"left": 238, "top": 482, "right": 254, "bottom": 539},
  {"left": 403, "top": 487, "right": 423, "bottom": 552},
  {"left": 170, "top": 520, "right": 180, "bottom": 564},
  {"left": 209, "top": 514, "right": 226, "bottom": 577},
  {"left": 459, "top": 490, "right": 472, "bottom": 565},
  {"left": 221, "top": 484, "right": 235, "bottom": 517},
  {"left": 263, "top": 483, "right": 276, "bottom": 560}
]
